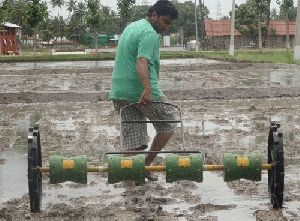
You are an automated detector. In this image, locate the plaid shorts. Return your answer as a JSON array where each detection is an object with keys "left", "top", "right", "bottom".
[{"left": 113, "top": 99, "right": 178, "bottom": 149}]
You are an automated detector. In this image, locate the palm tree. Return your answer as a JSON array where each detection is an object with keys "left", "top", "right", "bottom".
[
  {"left": 51, "top": 0, "right": 65, "bottom": 10},
  {"left": 51, "top": 0, "right": 65, "bottom": 44},
  {"left": 66, "top": 0, "right": 77, "bottom": 18},
  {"left": 73, "top": 2, "right": 87, "bottom": 42}
]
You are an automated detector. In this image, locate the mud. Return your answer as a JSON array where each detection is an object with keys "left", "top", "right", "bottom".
[{"left": 0, "top": 59, "right": 299, "bottom": 220}]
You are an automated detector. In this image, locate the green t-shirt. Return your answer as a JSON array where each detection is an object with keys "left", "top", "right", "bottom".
[{"left": 109, "top": 19, "right": 163, "bottom": 102}]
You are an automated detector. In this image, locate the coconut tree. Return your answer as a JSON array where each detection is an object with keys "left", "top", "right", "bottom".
[
  {"left": 86, "top": 0, "right": 105, "bottom": 52},
  {"left": 51, "top": 0, "right": 65, "bottom": 44},
  {"left": 71, "top": 1, "right": 87, "bottom": 43},
  {"left": 66, "top": 0, "right": 77, "bottom": 19},
  {"left": 27, "top": 0, "right": 48, "bottom": 54},
  {"left": 117, "top": 0, "right": 136, "bottom": 32}
]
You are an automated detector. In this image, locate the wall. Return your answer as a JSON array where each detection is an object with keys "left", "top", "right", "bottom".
[
  {"left": 0, "top": 26, "right": 18, "bottom": 55},
  {"left": 201, "top": 35, "right": 295, "bottom": 50}
]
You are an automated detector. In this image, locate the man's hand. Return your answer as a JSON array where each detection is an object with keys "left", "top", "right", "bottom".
[
  {"left": 139, "top": 87, "right": 152, "bottom": 106},
  {"left": 136, "top": 58, "right": 152, "bottom": 106}
]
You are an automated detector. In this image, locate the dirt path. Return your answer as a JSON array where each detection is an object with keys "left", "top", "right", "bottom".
[{"left": 0, "top": 59, "right": 299, "bottom": 221}]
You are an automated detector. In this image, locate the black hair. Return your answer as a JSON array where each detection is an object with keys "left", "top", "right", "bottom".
[{"left": 147, "top": 0, "right": 178, "bottom": 20}]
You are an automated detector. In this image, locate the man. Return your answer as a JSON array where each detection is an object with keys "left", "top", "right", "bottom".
[{"left": 109, "top": 0, "right": 178, "bottom": 181}]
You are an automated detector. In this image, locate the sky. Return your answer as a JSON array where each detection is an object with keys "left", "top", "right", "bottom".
[{"left": 49, "top": 0, "right": 286, "bottom": 19}]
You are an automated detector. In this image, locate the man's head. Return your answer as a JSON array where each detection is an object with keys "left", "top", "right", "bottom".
[{"left": 147, "top": 0, "right": 178, "bottom": 34}]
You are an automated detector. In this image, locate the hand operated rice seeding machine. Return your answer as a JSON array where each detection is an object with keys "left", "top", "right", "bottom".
[{"left": 27, "top": 102, "right": 284, "bottom": 212}]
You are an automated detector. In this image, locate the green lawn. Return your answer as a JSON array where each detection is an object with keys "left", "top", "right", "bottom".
[{"left": 0, "top": 49, "right": 299, "bottom": 64}]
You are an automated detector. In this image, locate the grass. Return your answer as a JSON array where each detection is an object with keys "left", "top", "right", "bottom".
[
  {"left": 0, "top": 52, "right": 115, "bottom": 62},
  {"left": 0, "top": 49, "right": 300, "bottom": 64},
  {"left": 161, "top": 49, "right": 300, "bottom": 64}
]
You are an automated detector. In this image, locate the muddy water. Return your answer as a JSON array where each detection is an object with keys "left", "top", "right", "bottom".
[
  {"left": 0, "top": 97, "right": 299, "bottom": 220},
  {"left": 196, "top": 172, "right": 268, "bottom": 221},
  {"left": 0, "top": 148, "right": 27, "bottom": 203},
  {"left": 0, "top": 58, "right": 224, "bottom": 71},
  {"left": 1, "top": 60, "right": 300, "bottom": 220}
]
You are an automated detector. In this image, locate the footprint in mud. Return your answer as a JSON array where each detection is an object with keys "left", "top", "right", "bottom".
[
  {"left": 66, "top": 183, "right": 86, "bottom": 188},
  {"left": 190, "top": 203, "right": 236, "bottom": 216},
  {"left": 57, "top": 194, "right": 67, "bottom": 199},
  {"left": 191, "top": 203, "right": 235, "bottom": 212}
]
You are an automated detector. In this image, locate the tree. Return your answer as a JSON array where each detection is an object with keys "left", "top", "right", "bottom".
[
  {"left": 66, "top": 0, "right": 77, "bottom": 18},
  {"left": 270, "top": 8, "right": 280, "bottom": 19},
  {"left": 68, "top": 1, "right": 87, "bottom": 43},
  {"left": 171, "top": 0, "right": 209, "bottom": 45},
  {"left": 27, "top": 0, "right": 48, "bottom": 53},
  {"left": 117, "top": 0, "right": 136, "bottom": 32},
  {"left": 254, "top": 0, "right": 270, "bottom": 49},
  {"left": 86, "top": 0, "right": 105, "bottom": 51},
  {"left": 128, "top": 5, "right": 149, "bottom": 23},
  {"left": 265, "top": 0, "right": 271, "bottom": 30},
  {"left": 51, "top": 0, "right": 65, "bottom": 44},
  {"left": 221, "top": 15, "right": 230, "bottom": 20},
  {"left": 277, "top": 0, "right": 296, "bottom": 20},
  {"left": 277, "top": 0, "right": 294, "bottom": 49},
  {"left": 99, "top": 6, "right": 119, "bottom": 34},
  {"left": 0, "top": 0, "right": 32, "bottom": 35},
  {"left": 0, "top": 0, "right": 14, "bottom": 24},
  {"left": 39, "top": 18, "right": 54, "bottom": 43},
  {"left": 86, "top": 0, "right": 104, "bottom": 32},
  {"left": 235, "top": 0, "right": 269, "bottom": 47},
  {"left": 51, "top": 0, "right": 65, "bottom": 11},
  {"left": 51, "top": 16, "right": 66, "bottom": 43}
]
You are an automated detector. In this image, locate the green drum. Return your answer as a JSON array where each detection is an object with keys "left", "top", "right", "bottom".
[
  {"left": 223, "top": 152, "right": 261, "bottom": 182},
  {"left": 108, "top": 154, "right": 145, "bottom": 184},
  {"left": 165, "top": 153, "right": 203, "bottom": 183},
  {"left": 49, "top": 155, "right": 87, "bottom": 184}
]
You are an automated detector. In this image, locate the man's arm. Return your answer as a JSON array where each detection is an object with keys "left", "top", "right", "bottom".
[{"left": 136, "top": 57, "right": 151, "bottom": 106}]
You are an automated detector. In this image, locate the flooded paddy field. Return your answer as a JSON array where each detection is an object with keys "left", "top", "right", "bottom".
[{"left": 0, "top": 59, "right": 299, "bottom": 220}]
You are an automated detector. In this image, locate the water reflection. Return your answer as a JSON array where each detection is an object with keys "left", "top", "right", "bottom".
[
  {"left": 185, "top": 114, "right": 250, "bottom": 136},
  {"left": 0, "top": 148, "right": 27, "bottom": 203},
  {"left": 269, "top": 71, "right": 300, "bottom": 86},
  {"left": 0, "top": 58, "right": 225, "bottom": 71}
]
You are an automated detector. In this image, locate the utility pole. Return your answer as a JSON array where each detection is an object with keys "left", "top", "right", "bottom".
[
  {"left": 199, "top": 0, "right": 204, "bottom": 50},
  {"left": 194, "top": 0, "right": 199, "bottom": 52},
  {"left": 229, "top": 0, "right": 235, "bottom": 56},
  {"left": 294, "top": 0, "right": 300, "bottom": 59}
]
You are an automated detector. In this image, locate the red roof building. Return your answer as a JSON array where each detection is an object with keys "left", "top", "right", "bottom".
[
  {"left": 268, "top": 20, "right": 296, "bottom": 35},
  {"left": 0, "top": 22, "right": 20, "bottom": 55},
  {"left": 205, "top": 19, "right": 241, "bottom": 37},
  {"left": 204, "top": 19, "right": 296, "bottom": 37}
]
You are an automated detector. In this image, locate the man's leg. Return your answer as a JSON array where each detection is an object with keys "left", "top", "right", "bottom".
[
  {"left": 145, "top": 133, "right": 172, "bottom": 166},
  {"left": 113, "top": 100, "right": 147, "bottom": 150}
]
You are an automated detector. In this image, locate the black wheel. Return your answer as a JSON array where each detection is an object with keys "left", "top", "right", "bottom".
[
  {"left": 268, "top": 122, "right": 284, "bottom": 209},
  {"left": 28, "top": 126, "right": 42, "bottom": 212}
]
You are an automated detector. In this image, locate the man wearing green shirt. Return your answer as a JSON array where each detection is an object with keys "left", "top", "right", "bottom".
[{"left": 109, "top": 0, "right": 178, "bottom": 181}]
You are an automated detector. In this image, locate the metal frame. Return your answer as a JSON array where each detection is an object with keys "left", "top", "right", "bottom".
[{"left": 119, "top": 101, "right": 185, "bottom": 149}]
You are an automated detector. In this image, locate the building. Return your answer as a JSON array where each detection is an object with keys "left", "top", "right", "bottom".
[
  {"left": 0, "top": 22, "right": 20, "bottom": 55},
  {"left": 204, "top": 19, "right": 296, "bottom": 49}
]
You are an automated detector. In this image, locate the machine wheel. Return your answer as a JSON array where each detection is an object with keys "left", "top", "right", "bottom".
[
  {"left": 28, "top": 126, "right": 42, "bottom": 212},
  {"left": 268, "top": 122, "right": 284, "bottom": 209}
]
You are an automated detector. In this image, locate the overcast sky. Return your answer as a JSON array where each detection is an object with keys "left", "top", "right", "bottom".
[{"left": 49, "top": 0, "right": 290, "bottom": 19}]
